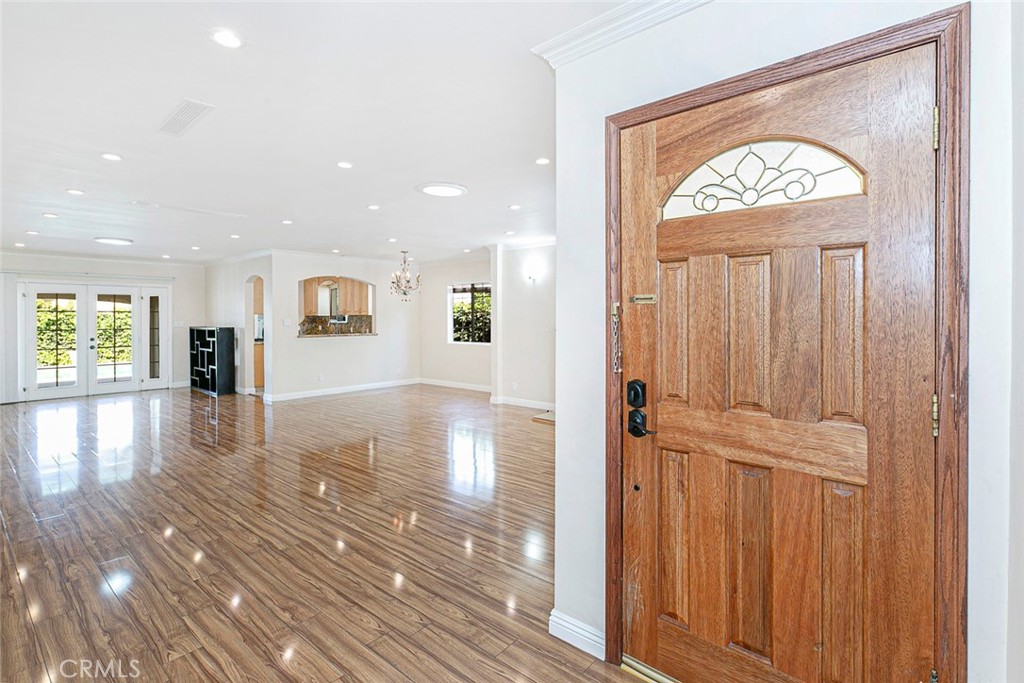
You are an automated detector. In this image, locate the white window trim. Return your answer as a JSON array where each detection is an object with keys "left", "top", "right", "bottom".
[{"left": 447, "top": 283, "right": 492, "bottom": 345}]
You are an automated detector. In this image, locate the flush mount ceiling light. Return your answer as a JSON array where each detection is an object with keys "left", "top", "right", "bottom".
[
  {"left": 463, "top": 249, "right": 471, "bottom": 253},
  {"left": 281, "top": 219, "right": 293, "bottom": 225},
  {"left": 26, "top": 230, "right": 39, "bottom": 235},
  {"left": 367, "top": 205, "right": 380, "bottom": 211},
  {"left": 417, "top": 182, "right": 468, "bottom": 198},
  {"left": 101, "top": 153, "right": 122, "bottom": 161},
  {"left": 505, "top": 231, "right": 516, "bottom": 235},
  {"left": 191, "top": 246, "right": 200, "bottom": 251},
  {"left": 508, "top": 204, "right": 521, "bottom": 210},
  {"left": 14, "top": 242, "right": 25, "bottom": 248},
  {"left": 42, "top": 213, "right": 59, "bottom": 218},
  {"left": 332, "top": 249, "right": 340, "bottom": 254},
  {"left": 66, "top": 188, "right": 86, "bottom": 196},
  {"left": 211, "top": 29, "right": 243, "bottom": 49},
  {"left": 94, "top": 237, "right": 133, "bottom": 246},
  {"left": 337, "top": 161, "right": 353, "bottom": 169},
  {"left": 230, "top": 234, "right": 240, "bottom": 239},
  {"left": 535, "top": 157, "right": 551, "bottom": 165},
  {"left": 388, "top": 237, "right": 397, "bottom": 243},
  {"left": 162, "top": 254, "right": 171, "bottom": 259}
]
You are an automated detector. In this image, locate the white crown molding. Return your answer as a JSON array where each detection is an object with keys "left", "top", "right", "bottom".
[{"left": 532, "top": 0, "right": 713, "bottom": 69}]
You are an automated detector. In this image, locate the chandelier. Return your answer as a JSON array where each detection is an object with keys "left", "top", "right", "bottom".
[{"left": 389, "top": 250, "right": 421, "bottom": 299}]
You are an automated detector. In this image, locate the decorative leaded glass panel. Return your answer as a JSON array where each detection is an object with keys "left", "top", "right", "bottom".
[{"left": 661, "top": 140, "right": 864, "bottom": 220}]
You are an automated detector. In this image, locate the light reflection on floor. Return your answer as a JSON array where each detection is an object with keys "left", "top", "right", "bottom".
[{"left": 448, "top": 421, "right": 496, "bottom": 499}]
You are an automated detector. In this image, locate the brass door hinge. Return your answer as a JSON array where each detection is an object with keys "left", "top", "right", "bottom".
[
  {"left": 933, "top": 106, "right": 940, "bottom": 150},
  {"left": 932, "top": 394, "right": 939, "bottom": 438}
]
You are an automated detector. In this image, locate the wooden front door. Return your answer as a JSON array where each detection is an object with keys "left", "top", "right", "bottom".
[{"left": 618, "top": 43, "right": 944, "bottom": 683}]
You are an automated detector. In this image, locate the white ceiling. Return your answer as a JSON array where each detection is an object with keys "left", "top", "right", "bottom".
[{"left": 1, "top": 1, "right": 618, "bottom": 264}]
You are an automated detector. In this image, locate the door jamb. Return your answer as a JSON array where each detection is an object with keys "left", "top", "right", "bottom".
[{"left": 603, "top": 5, "right": 970, "bottom": 681}]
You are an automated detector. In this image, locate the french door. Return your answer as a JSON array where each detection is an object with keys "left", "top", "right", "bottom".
[{"left": 25, "top": 284, "right": 171, "bottom": 401}]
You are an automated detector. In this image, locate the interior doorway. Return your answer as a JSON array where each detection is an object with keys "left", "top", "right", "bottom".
[{"left": 247, "top": 275, "right": 266, "bottom": 395}]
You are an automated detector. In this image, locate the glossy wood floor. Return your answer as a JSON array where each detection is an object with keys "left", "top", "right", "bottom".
[{"left": 1, "top": 386, "right": 631, "bottom": 683}]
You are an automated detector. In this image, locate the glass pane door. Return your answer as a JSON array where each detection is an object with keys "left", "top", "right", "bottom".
[
  {"left": 26, "top": 285, "right": 88, "bottom": 400},
  {"left": 140, "top": 286, "right": 171, "bottom": 389},
  {"left": 88, "top": 286, "right": 141, "bottom": 395}
]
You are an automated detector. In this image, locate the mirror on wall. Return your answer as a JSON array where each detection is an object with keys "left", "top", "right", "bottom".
[{"left": 298, "top": 276, "right": 375, "bottom": 337}]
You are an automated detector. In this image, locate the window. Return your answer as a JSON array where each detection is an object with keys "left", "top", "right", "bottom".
[
  {"left": 449, "top": 283, "right": 491, "bottom": 344},
  {"left": 36, "top": 292, "right": 78, "bottom": 388},
  {"left": 662, "top": 139, "right": 864, "bottom": 220}
]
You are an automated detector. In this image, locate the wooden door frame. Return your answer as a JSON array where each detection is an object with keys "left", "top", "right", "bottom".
[{"left": 604, "top": 4, "right": 970, "bottom": 679}]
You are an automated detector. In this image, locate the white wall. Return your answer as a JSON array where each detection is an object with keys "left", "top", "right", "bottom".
[
  {"left": 1008, "top": 2, "right": 1024, "bottom": 679},
  {"left": 499, "top": 244, "right": 555, "bottom": 409},
  {"left": 266, "top": 250, "right": 420, "bottom": 401},
  {"left": 0, "top": 251, "right": 206, "bottom": 396},
  {"left": 551, "top": 2, "right": 1017, "bottom": 681},
  {"left": 0, "top": 272, "right": 18, "bottom": 403},
  {"left": 417, "top": 258, "right": 492, "bottom": 391},
  {"left": 205, "top": 253, "right": 272, "bottom": 394}
]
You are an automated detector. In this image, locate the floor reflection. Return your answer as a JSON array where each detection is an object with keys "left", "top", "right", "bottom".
[
  {"left": 96, "top": 399, "right": 134, "bottom": 484},
  {"left": 448, "top": 421, "right": 495, "bottom": 499},
  {"left": 35, "top": 404, "right": 80, "bottom": 495}
]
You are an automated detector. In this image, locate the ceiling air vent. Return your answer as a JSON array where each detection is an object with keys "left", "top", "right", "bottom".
[{"left": 157, "top": 99, "right": 215, "bottom": 137}]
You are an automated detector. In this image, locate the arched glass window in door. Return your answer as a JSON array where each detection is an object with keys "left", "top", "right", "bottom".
[{"left": 661, "top": 139, "right": 864, "bottom": 220}]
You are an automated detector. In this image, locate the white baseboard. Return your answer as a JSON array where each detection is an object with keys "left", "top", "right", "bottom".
[
  {"left": 548, "top": 610, "right": 605, "bottom": 659},
  {"left": 491, "top": 395, "right": 556, "bottom": 411},
  {"left": 417, "top": 378, "right": 491, "bottom": 393},
  {"left": 236, "top": 386, "right": 256, "bottom": 395},
  {"left": 263, "top": 379, "right": 418, "bottom": 404},
  {"left": 170, "top": 380, "right": 190, "bottom": 389}
]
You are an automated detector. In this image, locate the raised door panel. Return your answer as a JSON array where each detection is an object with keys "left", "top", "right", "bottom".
[
  {"left": 659, "top": 262, "right": 689, "bottom": 403},
  {"left": 727, "top": 254, "right": 772, "bottom": 414},
  {"left": 821, "top": 247, "right": 865, "bottom": 423},
  {"left": 728, "top": 464, "right": 772, "bottom": 659},
  {"left": 659, "top": 450, "right": 689, "bottom": 625}
]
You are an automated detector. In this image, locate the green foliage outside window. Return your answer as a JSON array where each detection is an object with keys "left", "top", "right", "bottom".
[
  {"left": 451, "top": 285, "right": 491, "bottom": 343},
  {"left": 36, "top": 298, "right": 132, "bottom": 368}
]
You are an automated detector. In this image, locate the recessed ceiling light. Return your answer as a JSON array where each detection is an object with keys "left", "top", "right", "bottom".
[
  {"left": 417, "top": 182, "right": 468, "bottom": 198},
  {"left": 26, "top": 230, "right": 39, "bottom": 235},
  {"left": 388, "top": 238, "right": 397, "bottom": 243},
  {"left": 463, "top": 249, "right": 471, "bottom": 253},
  {"left": 211, "top": 29, "right": 243, "bottom": 49},
  {"left": 367, "top": 205, "right": 380, "bottom": 211},
  {"left": 337, "top": 161, "right": 353, "bottom": 169},
  {"left": 94, "top": 237, "right": 133, "bottom": 246},
  {"left": 535, "top": 157, "right": 551, "bottom": 165},
  {"left": 161, "top": 254, "right": 171, "bottom": 259},
  {"left": 505, "top": 231, "right": 515, "bottom": 235},
  {"left": 42, "top": 213, "right": 59, "bottom": 218},
  {"left": 191, "top": 246, "right": 200, "bottom": 251},
  {"left": 281, "top": 220, "right": 293, "bottom": 225},
  {"left": 14, "top": 243, "right": 25, "bottom": 248},
  {"left": 508, "top": 204, "right": 521, "bottom": 210},
  {"left": 66, "top": 189, "right": 86, "bottom": 196},
  {"left": 230, "top": 234, "right": 240, "bottom": 239},
  {"left": 101, "top": 153, "right": 122, "bottom": 161},
  {"left": 408, "top": 257, "right": 415, "bottom": 261},
  {"left": 331, "top": 249, "right": 340, "bottom": 254}
]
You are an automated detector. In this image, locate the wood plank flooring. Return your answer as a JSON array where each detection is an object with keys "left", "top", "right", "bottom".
[{"left": 1, "top": 386, "right": 631, "bottom": 683}]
